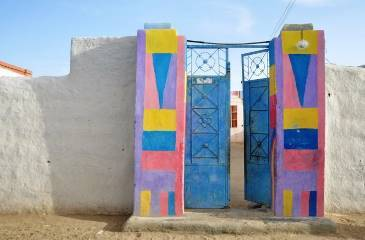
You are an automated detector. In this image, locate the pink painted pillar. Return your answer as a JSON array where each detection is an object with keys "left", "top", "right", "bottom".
[
  {"left": 271, "top": 28, "right": 325, "bottom": 217},
  {"left": 133, "top": 26, "right": 186, "bottom": 217}
]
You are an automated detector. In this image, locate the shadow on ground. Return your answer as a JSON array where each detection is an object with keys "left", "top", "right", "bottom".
[{"left": 61, "top": 214, "right": 131, "bottom": 232}]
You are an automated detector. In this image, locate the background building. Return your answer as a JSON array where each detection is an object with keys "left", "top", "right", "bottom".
[
  {"left": 230, "top": 90, "right": 243, "bottom": 143},
  {"left": 0, "top": 60, "right": 32, "bottom": 77}
]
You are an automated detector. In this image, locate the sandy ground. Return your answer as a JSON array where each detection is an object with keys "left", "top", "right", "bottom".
[
  {"left": 1, "top": 143, "right": 364, "bottom": 239},
  {"left": 230, "top": 142, "right": 245, "bottom": 208},
  {"left": 0, "top": 213, "right": 364, "bottom": 240}
]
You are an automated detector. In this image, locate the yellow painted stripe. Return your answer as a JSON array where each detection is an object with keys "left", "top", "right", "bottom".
[
  {"left": 269, "top": 65, "right": 276, "bottom": 96},
  {"left": 140, "top": 190, "right": 151, "bottom": 216},
  {"left": 283, "top": 189, "right": 293, "bottom": 217},
  {"left": 146, "top": 29, "right": 177, "bottom": 53},
  {"left": 143, "top": 109, "right": 176, "bottom": 131},
  {"left": 281, "top": 30, "right": 318, "bottom": 54},
  {"left": 283, "top": 108, "right": 318, "bottom": 129}
]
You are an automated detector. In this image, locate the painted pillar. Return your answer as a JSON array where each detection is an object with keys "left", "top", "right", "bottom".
[
  {"left": 272, "top": 29, "right": 325, "bottom": 217},
  {"left": 269, "top": 40, "right": 277, "bottom": 211},
  {"left": 134, "top": 27, "right": 186, "bottom": 217}
]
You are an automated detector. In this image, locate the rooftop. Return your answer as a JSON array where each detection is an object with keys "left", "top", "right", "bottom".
[{"left": 0, "top": 60, "right": 32, "bottom": 77}]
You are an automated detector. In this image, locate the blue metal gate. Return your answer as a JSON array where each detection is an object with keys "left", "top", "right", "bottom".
[
  {"left": 185, "top": 46, "right": 230, "bottom": 208},
  {"left": 242, "top": 49, "right": 271, "bottom": 206}
]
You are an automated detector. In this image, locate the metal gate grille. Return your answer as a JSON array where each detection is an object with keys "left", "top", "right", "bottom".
[
  {"left": 242, "top": 48, "right": 272, "bottom": 206},
  {"left": 185, "top": 45, "right": 230, "bottom": 208},
  {"left": 242, "top": 49, "right": 270, "bottom": 165},
  {"left": 187, "top": 48, "right": 227, "bottom": 76},
  {"left": 242, "top": 49, "right": 269, "bottom": 81}
]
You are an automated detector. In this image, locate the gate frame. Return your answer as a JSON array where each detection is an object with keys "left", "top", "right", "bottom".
[
  {"left": 185, "top": 45, "right": 230, "bottom": 208},
  {"left": 241, "top": 48, "right": 271, "bottom": 206},
  {"left": 185, "top": 42, "right": 271, "bottom": 208}
]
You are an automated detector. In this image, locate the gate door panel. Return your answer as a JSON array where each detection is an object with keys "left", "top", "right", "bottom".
[
  {"left": 185, "top": 47, "right": 230, "bottom": 208},
  {"left": 242, "top": 49, "right": 271, "bottom": 206}
]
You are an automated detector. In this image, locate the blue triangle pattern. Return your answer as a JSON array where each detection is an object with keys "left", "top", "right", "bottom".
[
  {"left": 153, "top": 53, "right": 172, "bottom": 108},
  {"left": 289, "top": 54, "right": 311, "bottom": 106}
]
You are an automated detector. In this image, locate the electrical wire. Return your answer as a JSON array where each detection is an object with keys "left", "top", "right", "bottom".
[
  {"left": 271, "top": 0, "right": 295, "bottom": 37},
  {"left": 325, "top": 47, "right": 333, "bottom": 64},
  {"left": 270, "top": 0, "right": 297, "bottom": 38}
]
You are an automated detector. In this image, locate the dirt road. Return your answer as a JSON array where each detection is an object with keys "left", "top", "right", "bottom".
[
  {"left": 1, "top": 143, "right": 363, "bottom": 239},
  {"left": 0, "top": 213, "right": 364, "bottom": 240}
]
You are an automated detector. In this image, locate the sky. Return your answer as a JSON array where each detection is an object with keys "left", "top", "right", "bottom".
[{"left": 1, "top": 0, "right": 364, "bottom": 90}]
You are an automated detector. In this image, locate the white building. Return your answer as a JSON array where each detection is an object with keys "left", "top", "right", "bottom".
[
  {"left": 0, "top": 60, "right": 32, "bottom": 77},
  {"left": 230, "top": 90, "right": 244, "bottom": 143}
]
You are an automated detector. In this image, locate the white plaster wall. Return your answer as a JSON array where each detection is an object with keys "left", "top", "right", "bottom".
[
  {"left": 325, "top": 64, "right": 365, "bottom": 213},
  {"left": 0, "top": 68, "right": 25, "bottom": 77},
  {"left": 0, "top": 37, "right": 136, "bottom": 214},
  {"left": 0, "top": 77, "right": 54, "bottom": 213},
  {"left": 230, "top": 94, "right": 244, "bottom": 143}
]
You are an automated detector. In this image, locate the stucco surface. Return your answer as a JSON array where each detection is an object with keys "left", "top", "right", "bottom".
[
  {"left": 0, "top": 68, "right": 26, "bottom": 77},
  {"left": 0, "top": 38, "right": 364, "bottom": 214},
  {"left": 0, "top": 37, "right": 136, "bottom": 214},
  {"left": 324, "top": 64, "right": 365, "bottom": 213}
]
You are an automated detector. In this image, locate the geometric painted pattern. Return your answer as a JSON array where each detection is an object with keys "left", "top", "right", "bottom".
[
  {"left": 134, "top": 27, "right": 186, "bottom": 217},
  {"left": 281, "top": 30, "right": 318, "bottom": 55},
  {"left": 273, "top": 29, "right": 325, "bottom": 217},
  {"left": 269, "top": 39, "right": 277, "bottom": 209},
  {"left": 289, "top": 54, "right": 311, "bottom": 106}
]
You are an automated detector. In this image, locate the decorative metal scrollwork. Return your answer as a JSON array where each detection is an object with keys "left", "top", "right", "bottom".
[
  {"left": 187, "top": 48, "right": 227, "bottom": 76},
  {"left": 249, "top": 134, "right": 268, "bottom": 164},
  {"left": 243, "top": 50, "right": 269, "bottom": 81},
  {"left": 198, "top": 114, "right": 212, "bottom": 128},
  {"left": 195, "top": 52, "right": 216, "bottom": 73}
]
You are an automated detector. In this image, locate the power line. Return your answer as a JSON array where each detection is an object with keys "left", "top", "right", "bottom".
[
  {"left": 278, "top": 0, "right": 296, "bottom": 34},
  {"left": 271, "top": 0, "right": 296, "bottom": 37},
  {"left": 270, "top": 0, "right": 296, "bottom": 38},
  {"left": 325, "top": 47, "right": 333, "bottom": 64}
]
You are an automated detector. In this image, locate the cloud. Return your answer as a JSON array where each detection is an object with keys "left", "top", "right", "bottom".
[
  {"left": 289, "top": 0, "right": 340, "bottom": 6},
  {"left": 217, "top": 4, "right": 254, "bottom": 35},
  {"left": 196, "top": 2, "right": 255, "bottom": 41},
  {"left": 232, "top": 6, "right": 255, "bottom": 35}
]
